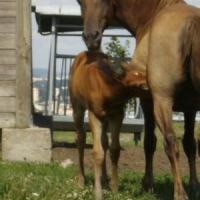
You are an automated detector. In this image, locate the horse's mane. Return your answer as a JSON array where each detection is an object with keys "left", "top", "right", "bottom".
[
  {"left": 113, "top": 0, "right": 185, "bottom": 40},
  {"left": 97, "top": 58, "right": 125, "bottom": 84},
  {"left": 134, "top": 0, "right": 185, "bottom": 32}
]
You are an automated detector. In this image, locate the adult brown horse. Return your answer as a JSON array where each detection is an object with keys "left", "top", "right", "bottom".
[
  {"left": 76, "top": 0, "right": 200, "bottom": 200},
  {"left": 69, "top": 51, "right": 147, "bottom": 200}
]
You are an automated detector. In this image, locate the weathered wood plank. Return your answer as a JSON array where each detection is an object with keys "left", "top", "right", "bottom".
[
  {"left": 0, "top": 65, "right": 16, "bottom": 80},
  {"left": 0, "top": 3, "right": 16, "bottom": 17},
  {"left": 0, "top": 18, "right": 15, "bottom": 33},
  {"left": 15, "top": 0, "right": 31, "bottom": 128},
  {"left": 0, "top": 97, "right": 15, "bottom": 112},
  {"left": 0, "top": 81, "right": 15, "bottom": 97},
  {"left": 0, "top": 113, "right": 15, "bottom": 128},
  {"left": 0, "top": 33, "right": 15, "bottom": 49},
  {"left": 0, "top": 50, "right": 16, "bottom": 65}
]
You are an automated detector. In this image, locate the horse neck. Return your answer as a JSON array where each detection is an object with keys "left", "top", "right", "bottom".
[{"left": 113, "top": 0, "right": 185, "bottom": 41}]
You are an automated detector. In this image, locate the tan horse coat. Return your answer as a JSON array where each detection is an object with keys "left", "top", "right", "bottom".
[{"left": 77, "top": 0, "right": 200, "bottom": 200}]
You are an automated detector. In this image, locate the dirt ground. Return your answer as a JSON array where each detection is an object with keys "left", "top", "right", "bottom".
[{"left": 52, "top": 142, "right": 200, "bottom": 175}]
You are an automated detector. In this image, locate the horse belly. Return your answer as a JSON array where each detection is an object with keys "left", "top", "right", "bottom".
[{"left": 173, "top": 91, "right": 200, "bottom": 112}]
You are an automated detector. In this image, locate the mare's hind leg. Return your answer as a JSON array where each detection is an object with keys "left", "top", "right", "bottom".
[
  {"left": 109, "top": 110, "right": 124, "bottom": 193},
  {"left": 73, "top": 105, "right": 86, "bottom": 187},
  {"left": 141, "top": 99, "right": 156, "bottom": 192},
  {"left": 101, "top": 121, "right": 109, "bottom": 187},
  {"left": 182, "top": 111, "right": 199, "bottom": 194},
  {"left": 153, "top": 95, "right": 188, "bottom": 200},
  {"left": 89, "top": 111, "right": 104, "bottom": 200}
]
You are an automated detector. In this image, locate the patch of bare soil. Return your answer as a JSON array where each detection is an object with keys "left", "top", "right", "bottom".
[{"left": 52, "top": 143, "right": 200, "bottom": 175}]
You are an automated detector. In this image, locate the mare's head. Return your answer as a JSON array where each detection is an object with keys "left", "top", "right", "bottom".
[{"left": 77, "top": 0, "right": 114, "bottom": 50}]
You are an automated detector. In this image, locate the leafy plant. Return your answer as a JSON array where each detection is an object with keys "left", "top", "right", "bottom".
[
  {"left": 104, "top": 36, "right": 136, "bottom": 113},
  {"left": 104, "top": 36, "right": 130, "bottom": 60}
]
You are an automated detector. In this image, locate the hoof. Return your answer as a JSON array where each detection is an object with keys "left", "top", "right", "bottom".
[
  {"left": 109, "top": 181, "right": 118, "bottom": 193},
  {"left": 101, "top": 175, "right": 108, "bottom": 188},
  {"left": 78, "top": 174, "right": 85, "bottom": 187},
  {"left": 94, "top": 188, "right": 103, "bottom": 200},
  {"left": 142, "top": 177, "right": 154, "bottom": 193},
  {"left": 174, "top": 191, "right": 189, "bottom": 200},
  {"left": 189, "top": 181, "right": 200, "bottom": 199}
]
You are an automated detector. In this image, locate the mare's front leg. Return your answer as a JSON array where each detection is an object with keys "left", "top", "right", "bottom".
[
  {"left": 182, "top": 111, "right": 199, "bottom": 196},
  {"left": 73, "top": 106, "right": 86, "bottom": 187},
  {"left": 140, "top": 99, "right": 156, "bottom": 192},
  {"left": 109, "top": 110, "right": 124, "bottom": 193},
  {"left": 89, "top": 111, "right": 104, "bottom": 200},
  {"left": 153, "top": 95, "right": 188, "bottom": 200}
]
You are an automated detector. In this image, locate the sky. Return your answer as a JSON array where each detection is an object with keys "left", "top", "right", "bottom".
[{"left": 31, "top": 0, "right": 200, "bottom": 70}]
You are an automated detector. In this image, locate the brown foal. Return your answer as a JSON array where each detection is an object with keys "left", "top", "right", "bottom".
[{"left": 69, "top": 51, "right": 147, "bottom": 200}]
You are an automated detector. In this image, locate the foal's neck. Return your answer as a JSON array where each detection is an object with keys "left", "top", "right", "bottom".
[{"left": 113, "top": 0, "right": 185, "bottom": 41}]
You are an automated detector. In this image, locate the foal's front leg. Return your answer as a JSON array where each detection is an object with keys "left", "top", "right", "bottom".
[
  {"left": 109, "top": 111, "right": 124, "bottom": 193},
  {"left": 89, "top": 111, "right": 104, "bottom": 200},
  {"left": 73, "top": 107, "right": 86, "bottom": 187},
  {"left": 101, "top": 121, "right": 109, "bottom": 187}
]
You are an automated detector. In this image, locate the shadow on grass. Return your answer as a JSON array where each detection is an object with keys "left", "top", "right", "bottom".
[{"left": 52, "top": 141, "right": 93, "bottom": 149}]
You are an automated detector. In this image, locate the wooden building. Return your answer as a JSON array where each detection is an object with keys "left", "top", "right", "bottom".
[
  {"left": 0, "top": 0, "right": 31, "bottom": 128},
  {"left": 1, "top": 0, "right": 51, "bottom": 162}
]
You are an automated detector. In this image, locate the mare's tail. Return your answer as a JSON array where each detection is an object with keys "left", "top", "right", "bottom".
[{"left": 182, "top": 17, "right": 200, "bottom": 93}]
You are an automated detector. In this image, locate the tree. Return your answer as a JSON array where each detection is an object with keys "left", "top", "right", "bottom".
[
  {"left": 104, "top": 36, "right": 137, "bottom": 115},
  {"left": 104, "top": 36, "right": 130, "bottom": 75},
  {"left": 104, "top": 36, "right": 130, "bottom": 59}
]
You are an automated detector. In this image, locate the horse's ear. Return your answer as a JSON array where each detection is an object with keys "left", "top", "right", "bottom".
[{"left": 77, "top": 0, "right": 81, "bottom": 5}]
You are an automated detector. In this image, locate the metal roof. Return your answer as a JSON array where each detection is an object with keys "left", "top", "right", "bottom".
[{"left": 32, "top": 5, "right": 124, "bottom": 35}]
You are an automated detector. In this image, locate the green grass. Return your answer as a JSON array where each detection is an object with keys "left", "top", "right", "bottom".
[
  {"left": 1, "top": 122, "right": 200, "bottom": 200},
  {"left": 53, "top": 122, "right": 200, "bottom": 150},
  {"left": 1, "top": 161, "right": 197, "bottom": 200}
]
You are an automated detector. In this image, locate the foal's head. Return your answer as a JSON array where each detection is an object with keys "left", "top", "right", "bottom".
[
  {"left": 98, "top": 59, "right": 147, "bottom": 91},
  {"left": 77, "top": 0, "right": 114, "bottom": 50},
  {"left": 117, "top": 62, "right": 148, "bottom": 90}
]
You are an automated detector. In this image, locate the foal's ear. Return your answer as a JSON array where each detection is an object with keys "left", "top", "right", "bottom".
[{"left": 119, "top": 61, "right": 130, "bottom": 71}]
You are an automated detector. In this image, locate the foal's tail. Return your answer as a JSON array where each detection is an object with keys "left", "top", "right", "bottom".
[{"left": 182, "top": 17, "right": 200, "bottom": 93}]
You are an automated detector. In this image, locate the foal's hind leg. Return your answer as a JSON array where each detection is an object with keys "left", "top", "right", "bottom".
[
  {"left": 182, "top": 111, "right": 199, "bottom": 194},
  {"left": 141, "top": 99, "right": 156, "bottom": 192},
  {"left": 109, "top": 111, "right": 124, "bottom": 193},
  {"left": 153, "top": 95, "right": 188, "bottom": 200},
  {"left": 73, "top": 106, "right": 86, "bottom": 187}
]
